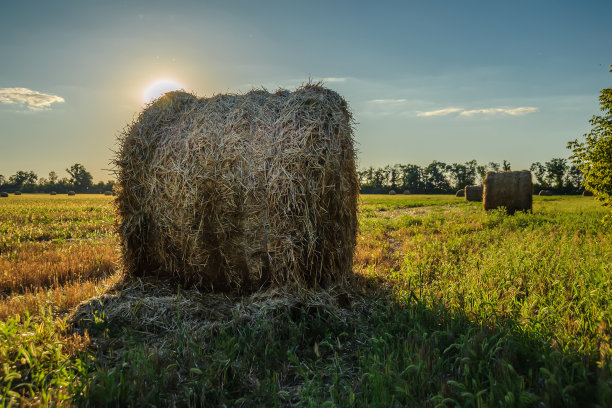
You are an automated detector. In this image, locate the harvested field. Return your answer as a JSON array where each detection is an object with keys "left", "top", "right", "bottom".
[{"left": 1, "top": 194, "right": 611, "bottom": 407}]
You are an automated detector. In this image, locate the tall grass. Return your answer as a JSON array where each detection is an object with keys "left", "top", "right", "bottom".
[{"left": 0, "top": 194, "right": 610, "bottom": 406}]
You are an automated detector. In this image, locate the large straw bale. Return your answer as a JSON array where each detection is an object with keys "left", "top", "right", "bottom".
[
  {"left": 483, "top": 170, "right": 532, "bottom": 214},
  {"left": 582, "top": 190, "right": 593, "bottom": 197},
  {"left": 388, "top": 190, "right": 396, "bottom": 195},
  {"left": 464, "top": 185, "right": 483, "bottom": 202},
  {"left": 50, "top": 191, "right": 57, "bottom": 196},
  {"left": 68, "top": 191, "right": 76, "bottom": 196},
  {"left": 538, "top": 190, "right": 552, "bottom": 196},
  {"left": 455, "top": 189, "right": 464, "bottom": 197},
  {"left": 14, "top": 191, "right": 21, "bottom": 196},
  {"left": 403, "top": 190, "right": 411, "bottom": 195},
  {"left": 115, "top": 84, "right": 359, "bottom": 293},
  {"left": 0, "top": 192, "right": 8, "bottom": 198}
]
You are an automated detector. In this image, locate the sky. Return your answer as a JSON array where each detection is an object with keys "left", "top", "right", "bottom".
[{"left": 1, "top": 0, "right": 611, "bottom": 181}]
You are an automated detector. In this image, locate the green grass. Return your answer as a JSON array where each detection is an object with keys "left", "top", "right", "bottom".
[{"left": 1, "top": 194, "right": 611, "bottom": 406}]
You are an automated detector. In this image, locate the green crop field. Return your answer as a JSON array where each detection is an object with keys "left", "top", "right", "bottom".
[{"left": 1, "top": 194, "right": 610, "bottom": 407}]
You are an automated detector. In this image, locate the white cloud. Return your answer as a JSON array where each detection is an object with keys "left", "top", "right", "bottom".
[
  {"left": 370, "top": 98, "right": 407, "bottom": 104},
  {"left": 416, "top": 107, "right": 462, "bottom": 117},
  {"left": 322, "top": 77, "right": 348, "bottom": 83},
  {"left": 416, "top": 106, "right": 539, "bottom": 117},
  {"left": 0, "top": 87, "right": 65, "bottom": 110},
  {"left": 459, "top": 107, "right": 539, "bottom": 116}
]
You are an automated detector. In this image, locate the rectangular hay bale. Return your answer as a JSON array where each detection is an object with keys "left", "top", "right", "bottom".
[
  {"left": 483, "top": 170, "right": 532, "bottom": 214},
  {"left": 464, "top": 185, "right": 482, "bottom": 202},
  {"left": 115, "top": 84, "right": 359, "bottom": 293}
]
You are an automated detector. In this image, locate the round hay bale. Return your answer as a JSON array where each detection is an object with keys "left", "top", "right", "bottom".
[
  {"left": 115, "top": 85, "right": 359, "bottom": 293},
  {"left": 0, "top": 192, "right": 8, "bottom": 198},
  {"left": 464, "top": 185, "right": 483, "bottom": 202},
  {"left": 483, "top": 171, "right": 533, "bottom": 214},
  {"left": 455, "top": 189, "right": 464, "bottom": 197},
  {"left": 538, "top": 190, "right": 553, "bottom": 196},
  {"left": 104, "top": 191, "right": 113, "bottom": 196},
  {"left": 582, "top": 190, "right": 593, "bottom": 197},
  {"left": 403, "top": 190, "right": 411, "bottom": 195},
  {"left": 14, "top": 191, "right": 22, "bottom": 196},
  {"left": 50, "top": 191, "right": 57, "bottom": 196},
  {"left": 388, "top": 190, "right": 396, "bottom": 195},
  {"left": 68, "top": 191, "right": 76, "bottom": 196}
]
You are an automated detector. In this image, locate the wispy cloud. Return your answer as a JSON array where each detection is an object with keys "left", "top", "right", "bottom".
[
  {"left": 417, "top": 106, "right": 539, "bottom": 118},
  {"left": 322, "top": 77, "right": 348, "bottom": 83},
  {"left": 0, "top": 87, "right": 65, "bottom": 110},
  {"left": 416, "top": 107, "right": 462, "bottom": 117},
  {"left": 370, "top": 98, "right": 407, "bottom": 104},
  {"left": 459, "top": 107, "right": 539, "bottom": 116}
]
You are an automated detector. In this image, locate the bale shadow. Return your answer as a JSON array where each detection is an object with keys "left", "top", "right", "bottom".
[{"left": 68, "top": 271, "right": 611, "bottom": 407}]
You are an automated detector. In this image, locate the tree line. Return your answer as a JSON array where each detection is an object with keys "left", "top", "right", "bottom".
[
  {"left": 0, "top": 158, "right": 586, "bottom": 196},
  {"left": 359, "top": 158, "right": 584, "bottom": 194},
  {"left": 0, "top": 164, "right": 115, "bottom": 194}
]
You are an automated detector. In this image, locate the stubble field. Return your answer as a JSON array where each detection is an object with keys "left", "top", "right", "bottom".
[{"left": 1, "top": 194, "right": 610, "bottom": 407}]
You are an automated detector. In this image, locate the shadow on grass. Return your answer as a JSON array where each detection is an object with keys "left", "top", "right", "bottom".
[{"left": 69, "top": 273, "right": 612, "bottom": 408}]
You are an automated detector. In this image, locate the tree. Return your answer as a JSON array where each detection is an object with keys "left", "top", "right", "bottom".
[
  {"left": 544, "top": 158, "right": 568, "bottom": 191},
  {"left": 48, "top": 171, "right": 58, "bottom": 184},
  {"left": 569, "top": 69, "right": 612, "bottom": 212},
  {"left": 0, "top": 175, "right": 5, "bottom": 186},
  {"left": 66, "top": 163, "right": 93, "bottom": 192},
  {"left": 564, "top": 165, "right": 583, "bottom": 193},
  {"left": 399, "top": 164, "right": 422, "bottom": 192},
  {"left": 8, "top": 171, "right": 38, "bottom": 189},
  {"left": 502, "top": 160, "right": 511, "bottom": 171},
  {"left": 567, "top": 65, "right": 612, "bottom": 212},
  {"left": 448, "top": 160, "right": 477, "bottom": 189},
  {"left": 476, "top": 165, "right": 487, "bottom": 182},
  {"left": 423, "top": 161, "right": 451, "bottom": 193},
  {"left": 530, "top": 162, "right": 548, "bottom": 188},
  {"left": 488, "top": 162, "right": 501, "bottom": 172}
]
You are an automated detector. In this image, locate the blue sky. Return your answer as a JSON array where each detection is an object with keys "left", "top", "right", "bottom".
[{"left": 1, "top": 0, "right": 610, "bottom": 181}]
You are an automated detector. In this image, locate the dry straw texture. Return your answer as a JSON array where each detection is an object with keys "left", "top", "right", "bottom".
[
  {"left": 464, "top": 185, "right": 483, "bottom": 202},
  {"left": 115, "top": 84, "right": 359, "bottom": 293},
  {"left": 455, "top": 189, "right": 464, "bottom": 197},
  {"left": 483, "top": 171, "right": 533, "bottom": 214},
  {"left": 539, "top": 190, "right": 553, "bottom": 196}
]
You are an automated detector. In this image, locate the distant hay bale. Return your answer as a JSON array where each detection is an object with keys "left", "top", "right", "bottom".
[
  {"left": 538, "top": 190, "right": 553, "bottom": 196},
  {"left": 582, "top": 190, "right": 593, "bottom": 197},
  {"left": 0, "top": 192, "right": 8, "bottom": 198},
  {"left": 403, "top": 190, "right": 411, "bottom": 195},
  {"left": 14, "top": 191, "right": 21, "bottom": 196},
  {"left": 104, "top": 191, "right": 113, "bottom": 196},
  {"left": 68, "top": 191, "right": 76, "bottom": 196},
  {"left": 388, "top": 190, "right": 396, "bottom": 195},
  {"left": 455, "top": 189, "right": 464, "bottom": 197},
  {"left": 464, "top": 185, "right": 483, "bottom": 202},
  {"left": 115, "top": 85, "right": 359, "bottom": 293},
  {"left": 50, "top": 191, "right": 57, "bottom": 196},
  {"left": 483, "top": 171, "right": 533, "bottom": 214}
]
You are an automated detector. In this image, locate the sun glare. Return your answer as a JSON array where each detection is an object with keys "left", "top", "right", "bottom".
[{"left": 143, "top": 79, "right": 183, "bottom": 103}]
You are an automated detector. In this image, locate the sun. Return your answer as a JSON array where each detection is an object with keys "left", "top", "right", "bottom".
[{"left": 143, "top": 79, "right": 183, "bottom": 103}]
